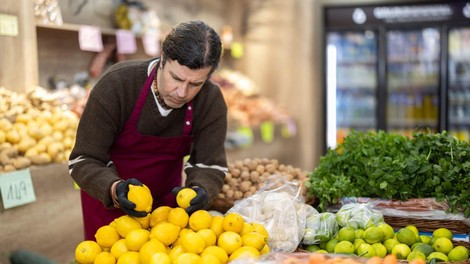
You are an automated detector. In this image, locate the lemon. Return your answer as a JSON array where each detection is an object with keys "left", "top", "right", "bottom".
[
  {"left": 364, "top": 226, "right": 384, "bottom": 244},
  {"left": 432, "top": 237, "right": 453, "bottom": 254},
  {"left": 167, "top": 207, "right": 189, "bottom": 228},
  {"left": 427, "top": 252, "right": 449, "bottom": 262},
  {"left": 197, "top": 229, "right": 217, "bottom": 247},
  {"left": 181, "top": 231, "right": 206, "bottom": 254},
  {"left": 93, "top": 251, "right": 116, "bottom": 264},
  {"left": 433, "top": 228, "right": 453, "bottom": 240},
  {"left": 241, "top": 222, "right": 255, "bottom": 235},
  {"left": 396, "top": 228, "right": 416, "bottom": 246},
  {"left": 372, "top": 243, "right": 387, "bottom": 258},
  {"left": 448, "top": 245, "right": 469, "bottom": 261},
  {"left": 377, "top": 223, "right": 395, "bottom": 241},
  {"left": 357, "top": 243, "right": 376, "bottom": 257},
  {"left": 200, "top": 254, "right": 221, "bottom": 264},
  {"left": 218, "top": 231, "right": 242, "bottom": 255},
  {"left": 125, "top": 229, "right": 149, "bottom": 251},
  {"left": 210, "top": 216, "right": 225, "bottom": 237},
  {"left": 222, "top": 213, "right": 244, "bottom": 233},
  {"left": 150, "top": 222, "right": 180, "bottom": 246},
  {"left": 115, "top": 215, "right": 142, "bottom": 238},
  {"left": 337, "top": 226, "right": 356, "bottom": 243},
  {"left": 174, "top": 252, "right": 201, "bottom": 264},
  {"left": 148, "top": 252, "right": 171, "bottom": 264},
  {"left": 149, "top": 206, "right": 172, "bottom": 227},
  {"left": 242, "top": 231, "right": 268, "bottom": 251},
  {"left": 176, "top": 188, "right": 197, "bottom": 209},
  {"left": 95, "top": 225, "right": 120, "bottom": 248},
  {"left": 228, "top": 246, "right": 260, "bottom": 262},
  {"left": 110, "top": 239, "right": 128, "bottom": 259},
  {"left": 75, "top": 240, "right": 102, "bottom": 264},
  {"left": 202, "top": 246, "right": 229, "bottom": 264},
  {"left": 260, "top": 244, "right": 270, "bottom": 255},
  {"left": 134, "top": 214, "right": 150, "bottom": 229},
  {"left": 139, "top": 239, "right": 166, "bottom": 264},
  {"left": 251, "top": 222, "right": 269, "bottom": 238},
  {"left": 407, "top": 251, "right": 426, "bottom": 261},
  {"left": 392, "top": 243, "right": 411, "bottom": 259},
  {"left": 168, "top": 244, "right": 185, "bottom": 260},
  {"left": 128, "top": 184, "right": 153, "bottom": 213},
  {"left": 117, "top": 251, "right": 139, "bottom": 264},
  {"left": 189, "top": 210, "right": 213, "bottom": 231},
  {"left": 383, "top": 238, "right": 400, "bottom": 254},
  {"left": 333, "top": 241, "right": 355, "bottom": 254}
]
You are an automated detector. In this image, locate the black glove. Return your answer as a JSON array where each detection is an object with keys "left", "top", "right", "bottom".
[
  {"left": 172, "top": 186, "right": 209, "bottom": 214},
  {"left": 115, "top": 178, "right": 148, "bottom": 218}
]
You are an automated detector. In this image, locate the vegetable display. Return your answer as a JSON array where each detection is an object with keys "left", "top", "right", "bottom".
[{"left": 306, "top": 130, "right": 470, "bottom": 217}]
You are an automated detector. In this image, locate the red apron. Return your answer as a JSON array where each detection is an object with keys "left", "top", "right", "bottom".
[{"left": 80, "top": 68, "right": 194, "bottom": 240}]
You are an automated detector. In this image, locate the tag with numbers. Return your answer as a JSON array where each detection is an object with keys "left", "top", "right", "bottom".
[{"left": 0, "top": 169, "right": 36, "bottom": 209}]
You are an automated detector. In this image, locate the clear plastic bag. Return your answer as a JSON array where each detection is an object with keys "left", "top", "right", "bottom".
[
  {"left": 227, "top": 175, "right": 311, "bottom": 252},
  {"left": 335, "top": 203, "right": 384, "bottom": 229},
  {"left": 302, "top": 212, "right": 339, "bottom": 245}
]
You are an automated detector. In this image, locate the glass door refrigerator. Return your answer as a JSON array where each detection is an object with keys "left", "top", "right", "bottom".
[{"left": 323, "top": 0, "right": 470, "bottom": 150}]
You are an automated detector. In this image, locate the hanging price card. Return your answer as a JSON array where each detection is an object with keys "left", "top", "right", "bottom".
[
  {"left": 116, "top": 29, "right": 137, "bottom": 54},
  {"left": 260, "top": 121, "right": 275, "bottom": 143},
  {"left": 142, "top": 31, "right": 161, "bottom": 56},
  {"left": 78, "top": 25, "right": 103, "bottom": 52},
  {"left": 0, "top": 169, "right": 36, "bottom": 209}
]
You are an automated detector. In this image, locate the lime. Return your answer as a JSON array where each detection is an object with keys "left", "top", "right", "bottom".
[
  {"left": 316, "top": 249, "right": 328, "bottom": 254},
  {"left": 355, "top": 229, "right": 365, "bottom": 239},
  {"left": 305, "top": 244, "right": 321, "bottom": 252},
  {"left": 372, "top": 243, "right": 387, "bottom": 258},
  {"left": 428, "top": 236, "right": 438, "bottom": 246},
  {"left": 357, "top": 243, "right": 376, "bottom": 258},
  {"left": 407, "top": 251, "right": 426, "bottom": 261},
  {"left": 432, "top": 228, "right": 453, "bottom": 240},
  {"left": 396, "top": 228, "right": 416, "bottom": 246},
  {"left": 391, "top": 243, "right": 411, "bottom": 259},
  {"left": 334, "top": 241, "right": 355, "bottom": 254},
  {"left": 448, "top": 245, "right": 469, "bottom": 262},
  {"left": 364, "top": 226, "right": 384, "bottom": 244},
  {"left": 405, "top": 225, "right": 419, "bottom": 236},
  {"left": 383, "top": 239, "right": 400, "bottom": 254},
  {"left": 325, "top": 238, "right": 340, "bottom": 253},
  {"left": 377, "top": 223, "right": 395, "bottom": 241},
  {"left": 412, "top": 243, "right": 434, "bottom": 257},
  {"left": 419, "top": 235, "right": 431, "bottom": 245},
  {"left": 433, "top": 237, "right": 453, "bottom": 254},
  {"left": 411, "top": 242, "right": 424, "bottom": 251},
  {"left": 337, "top": 226, "right": 356, "bottom": 243},
  {"left": 427, "top": 251, "right": 449, "bottom": 262}
]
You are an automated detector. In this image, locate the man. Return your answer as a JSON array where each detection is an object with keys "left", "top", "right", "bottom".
[{"left": 69, "top": 20, "right": 228, "bottom": 240}]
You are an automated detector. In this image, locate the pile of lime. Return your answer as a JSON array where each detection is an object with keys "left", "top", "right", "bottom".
[{"left": 306, "top": 224, "right": 469, "bottom": 262}]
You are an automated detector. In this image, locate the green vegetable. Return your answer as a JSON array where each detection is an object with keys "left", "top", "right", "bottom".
[{"left": 306, "top": 130, "right": 470, "bottom": 217}]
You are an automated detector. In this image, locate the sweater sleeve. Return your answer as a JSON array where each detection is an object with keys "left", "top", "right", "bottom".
[{"left": 184, "top": 84, "right": 228, "bottom": 204}]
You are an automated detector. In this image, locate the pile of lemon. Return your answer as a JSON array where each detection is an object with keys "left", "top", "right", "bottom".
[
  {"left": 306, "top": 223, "right": 469, "bottom": 263},
  {"left": 74, "top": 186, "right": 270, "bottom": 264}
]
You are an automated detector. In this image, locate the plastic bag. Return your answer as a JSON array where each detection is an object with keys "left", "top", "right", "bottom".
[
  {"left": 302, "top": 212, "right": 339, "bottom": 245},
  {"left": 335, "top": 203, "right": 383, "bottom": 229},
  {"left": 227, "top": 175, "right": 310, "bottom": 252}
]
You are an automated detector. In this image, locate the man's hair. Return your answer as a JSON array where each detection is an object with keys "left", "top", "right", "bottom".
[{"left": 161, "top": 20, "right": 222, "bottom": 77}]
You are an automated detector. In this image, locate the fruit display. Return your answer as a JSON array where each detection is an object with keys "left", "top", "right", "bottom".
[
  {"left": 211, "top": 158, "right": 310, "bottom": 213},
  {"left": 0, "top": 87, "right": 80, "bottom": 172},
  {"left": 300, "top": 204, "right": 469, "bottom": 264},
  {"left": 74, "top": 186, "right": 270, "bottom": 264},
  {"left": 306, "top": 130, "right": 470, "bottom": 218}
]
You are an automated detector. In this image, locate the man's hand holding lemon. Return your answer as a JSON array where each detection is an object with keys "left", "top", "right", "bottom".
[
  {"left": 172, "top": 186, "right": 209, "bottom": 214},
  {"left": 112, "top": 178, "right": 152, "bottom": 218}
]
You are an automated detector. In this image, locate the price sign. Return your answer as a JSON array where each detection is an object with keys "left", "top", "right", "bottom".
[
  {"left": 78, "top": 25, "right": 103, "bottom": 52},
  {"left": 0, "top": 169, "right": 36, "bottom": 209}
]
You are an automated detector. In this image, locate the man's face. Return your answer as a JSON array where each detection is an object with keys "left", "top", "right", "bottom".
[{"left": 157, "top": 59, "right": 212, "bottom": 109}]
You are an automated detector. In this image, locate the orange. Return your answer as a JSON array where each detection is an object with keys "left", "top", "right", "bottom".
[{"left": 222, "top": 213, "right": 244, "bottom": 233}]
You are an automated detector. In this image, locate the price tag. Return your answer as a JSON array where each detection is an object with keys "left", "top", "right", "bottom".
[
  {"left": 142, "top": 31, "right": 160, "bottom": 56},
  {"left": 0, "top": 169, "right": 36, "bottom": 209},
  {"left": 78, "top": 25, "right": 103, "bottom": 52},
  {"left": 116, "top": 29, "right": 137, "bottom": 54}
]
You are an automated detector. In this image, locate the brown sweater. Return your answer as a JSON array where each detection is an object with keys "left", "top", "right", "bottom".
[{"left": 69, "top": 59, "right": 228, "bottom": 208}]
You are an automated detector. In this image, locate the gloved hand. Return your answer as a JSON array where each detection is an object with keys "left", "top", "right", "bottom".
[
  {"left": 115, "top": 178, "right": 148, "bottom": 217},
  {"left": 172, "top": 186, "right": 209, "bottom": 214}
]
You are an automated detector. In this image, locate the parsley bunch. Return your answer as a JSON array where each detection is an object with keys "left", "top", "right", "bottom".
[{"left": 306, "top": 130, "right": 470, "bottom": 217}]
